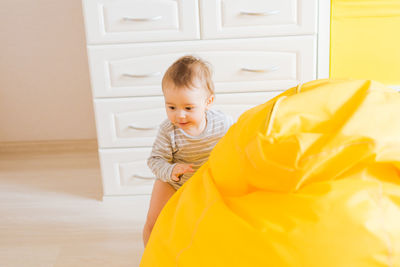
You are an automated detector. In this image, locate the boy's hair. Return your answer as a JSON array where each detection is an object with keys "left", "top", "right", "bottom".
[{"left": 162, "top": 55, "right": 215, "bottom": 96}]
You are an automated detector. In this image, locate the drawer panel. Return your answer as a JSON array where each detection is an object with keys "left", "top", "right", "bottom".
[
  {"left": 200, "top": 0, "right": 317, "bottom": 39},
  {"left": 98, "top": 147, "right": 154, "bottom": 196},
  {"left": 94, "top": 91, "right": 283, "bottom": 148},
  {"left": 82, "top": 0, "right": 199, "bottom": 44},
  {"left": 88, "top": 36, "right": 315, "bottom": 97}
]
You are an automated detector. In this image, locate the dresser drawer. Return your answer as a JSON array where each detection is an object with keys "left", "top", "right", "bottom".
[
  {"left": 98, "top": 147, "right": 155, "bottom": 196},
  {"left": 82, "top": 0, "right": 199, "bottom": 44},
  {"left": 94, "top": 91, "right": 282, "bottom": 148},
  {"left": 88, "top": 36, "right": 315, "bottom": 97},
  {"left": 200, "top": 0, "right": 317, "bottom": 39}
]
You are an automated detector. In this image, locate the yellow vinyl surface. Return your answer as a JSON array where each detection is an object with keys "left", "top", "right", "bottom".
[
  {"left": 141, "top": 80, "right": 400, "bottom": 267},
  {"left": 330, "top": 0, "right": 400, "bottom": 84}
]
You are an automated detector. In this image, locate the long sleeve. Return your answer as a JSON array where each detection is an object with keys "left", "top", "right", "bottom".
[{"left": 147, "top": 121, "right": 176, "bottom": 182}]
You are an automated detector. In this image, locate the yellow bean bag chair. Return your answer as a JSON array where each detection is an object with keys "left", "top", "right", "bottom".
[{"left": 141, "top": 80, "right": 400, "bottom": 267}]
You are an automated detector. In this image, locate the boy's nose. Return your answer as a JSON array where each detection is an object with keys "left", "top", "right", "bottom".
[{"left": 177, "top": 110, "right": 186, "bottom": 118}]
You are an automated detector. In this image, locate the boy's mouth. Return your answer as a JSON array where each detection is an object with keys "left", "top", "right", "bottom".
[{"left": 177, "top": 122, "right": 189, "bottom": 127}]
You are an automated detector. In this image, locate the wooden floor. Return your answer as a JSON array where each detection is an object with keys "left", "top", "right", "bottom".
[{"left": 0, "top": 148, "right": 149, "bottom": 267}]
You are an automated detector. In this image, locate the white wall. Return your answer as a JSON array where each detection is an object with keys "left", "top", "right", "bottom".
[{"left": 0, "top": 0, "right": 96, "bottom": 142}]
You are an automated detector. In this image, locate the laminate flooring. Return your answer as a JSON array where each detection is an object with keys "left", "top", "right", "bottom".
[{"left": 0, "top": 149, "right": 149, "bottom": 267}]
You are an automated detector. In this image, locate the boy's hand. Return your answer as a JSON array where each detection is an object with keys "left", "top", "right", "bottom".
[{"left": 171, "top": 164, "right": 194, "bottom": 182}]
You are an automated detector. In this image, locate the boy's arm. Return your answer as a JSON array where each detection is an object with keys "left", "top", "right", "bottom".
[{"left": 147, "top": 125, "right": 176, "bottom": 182}]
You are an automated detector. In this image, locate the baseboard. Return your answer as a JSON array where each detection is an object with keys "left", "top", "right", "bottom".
[{"left": 0, "top": 139, "right": 98, "bottom": 153}]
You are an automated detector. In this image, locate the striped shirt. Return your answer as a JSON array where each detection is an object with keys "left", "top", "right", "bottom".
[{"left": 147, "top": 109, "right": 233, "bottom": 190}]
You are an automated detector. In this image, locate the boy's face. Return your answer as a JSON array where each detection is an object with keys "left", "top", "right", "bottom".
[{"left": 163, "top": 82, "right": 214, "bottom": 136}]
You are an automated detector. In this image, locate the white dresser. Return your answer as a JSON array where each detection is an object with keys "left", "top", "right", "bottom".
[{"left": 82, "top": 0, "right": 321, "bottom": 198}]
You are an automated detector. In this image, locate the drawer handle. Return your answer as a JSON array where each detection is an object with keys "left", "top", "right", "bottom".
[
  {"left": 122, "top": 16, "right": 162, "bottom": 22},
  {"left": 241, "top": 66, "right": 279, "bottom": 73},
  {"left": 122, "top": 72, "right": 161, "bottom": 78},
  {"left": 240, "top": 10, "right": 280, "bottom": 16},
  {"left": 128, "top": 125, "right": 158, "bottom": 131},
  {"left": 132, "top": 174, "right": 155, "bottom": 180}
]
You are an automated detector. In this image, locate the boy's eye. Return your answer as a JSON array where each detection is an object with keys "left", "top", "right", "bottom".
[
  {"left": 185, "top": 107, "right": 193, "bottom": 111},
  {"left": 168, "top": 106, "right": 175, "bottom": 110}
]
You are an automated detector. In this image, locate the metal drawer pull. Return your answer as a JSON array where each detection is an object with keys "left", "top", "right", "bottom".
[
  {"left": 122, "top": 72, "right": 161, "bottom": 78},
  {"left": 240, "top": 10, "right": 280, "bottom": 16},
  {"left": 241, "top": 66, "right": 280, "bottom": 73},
  {"left": 122, "top": 16, "right": 162, "bottom": 22},
  {"left": 128, "top": 125, "right": 158, "bottom": 130},
  {"left": 132, "top": 174, "right": 155, "bottom": 180}
]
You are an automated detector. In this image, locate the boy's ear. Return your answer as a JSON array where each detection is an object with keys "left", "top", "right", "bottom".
[{"left": 206, "top": 94, "right": 215, "bottom": 109}]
